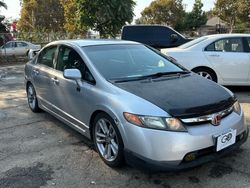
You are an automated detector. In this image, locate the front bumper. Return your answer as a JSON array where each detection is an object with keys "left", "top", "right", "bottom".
[
  {"left": 121, "top": 110, "right": 248, "bottom": 171},
  {"left": 124, "top": 128, "right": 248, "bottom": 172}
]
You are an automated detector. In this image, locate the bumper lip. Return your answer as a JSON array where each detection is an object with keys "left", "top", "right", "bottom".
[{"left": 124, "top": 128, "right": 249, "bottom": 172}]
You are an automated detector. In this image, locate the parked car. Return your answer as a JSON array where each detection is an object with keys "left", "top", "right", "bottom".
[
  {"left": 121, "top": 25, "right": 191, "bottom": 49},
  {"left": 0, "top": 40, "right": 41, "bottom": 56},
  {"left": 25, "top": 40, "right": 248, "bottom": 171},
  {"left": 162, "top": 34, "right": 250, "bottom": 86}
]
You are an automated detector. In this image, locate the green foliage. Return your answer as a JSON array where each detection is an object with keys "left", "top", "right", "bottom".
[
  {"left": 60, "top": 0, "right": 86, "bottom": 36},
  {"left": 76, "top": 0, "right": 136, "bottom": 38},
  {"left": 236, "top": 0, "right": 250, "bottom": 23},
  {"left": 184, "top": 0, "right": 207, "bottom": 30},
  {"left": 214, "top": 0, "right": 239, "bottom": 32},
  {"left": 214, "top": 0, "right": 250, "bottom": 33},
  {"left": 18, "top": 0, "right": 64, "bottom": 32},
  {"left": 0, "top": 1, "right": 7, "bottom": 9},
  {"left": 139, "top": 0, "right": 185, "bottom": 30}
]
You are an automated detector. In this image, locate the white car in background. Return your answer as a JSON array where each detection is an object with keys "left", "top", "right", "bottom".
[
  {"left": 162, "top": 34, "right": 250, "bottom": 86},
  {"left": 0, "top": 41, "right": 41, "bottom": 57}
]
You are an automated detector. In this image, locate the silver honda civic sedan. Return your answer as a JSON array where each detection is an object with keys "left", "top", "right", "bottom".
[{"left": 25, "top": 40, "right": 248, "bottom": 171}]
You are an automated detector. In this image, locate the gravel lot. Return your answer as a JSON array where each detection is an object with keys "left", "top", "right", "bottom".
[{"left": 0, "top": 64, "right": 249, "bottom": 188}]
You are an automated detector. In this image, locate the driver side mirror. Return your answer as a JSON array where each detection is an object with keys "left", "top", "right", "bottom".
[
  {"left": 28, "top": 49, "right": 40, "bottom": 60},
  {"left": 170, "top": 34, "right": 179, "bottom": 43},
  {"left": 63, "top": 68, "right": 82, "bottom": 80},
  {"left": 63, "top": 69, "right": 82, "bottom": 91}
]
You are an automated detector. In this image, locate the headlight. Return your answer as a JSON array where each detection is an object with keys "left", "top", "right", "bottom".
[
  {"left": 123, "top": 112, "right": 186, "bottom": 132},
  {"left": 233, "top": 101, "right": 241, "bottom": 115}
]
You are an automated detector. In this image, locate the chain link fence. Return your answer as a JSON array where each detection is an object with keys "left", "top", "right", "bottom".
[{"left": 0, "top": 31, "right": 93, "bottom": 64}]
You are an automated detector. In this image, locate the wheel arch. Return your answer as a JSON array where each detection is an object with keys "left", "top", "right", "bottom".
[
  {"left": 191, "top": 66, "right": 218, "bottom": 82},
  {"left": 89, "top": 108, "right": 124, "bottom": 142}
]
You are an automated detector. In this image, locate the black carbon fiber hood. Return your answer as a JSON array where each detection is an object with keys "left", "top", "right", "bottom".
[{"left": 114, "top": 74, "right": 235, "bottom": 118}]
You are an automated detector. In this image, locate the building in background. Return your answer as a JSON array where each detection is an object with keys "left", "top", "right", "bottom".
[{"left": 198, "top": 16, "right": 227, "bottom": 36}]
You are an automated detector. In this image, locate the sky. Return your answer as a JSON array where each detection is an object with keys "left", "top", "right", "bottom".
[{"left": 0, "top": 0, "right": 215, "bottom": 20}]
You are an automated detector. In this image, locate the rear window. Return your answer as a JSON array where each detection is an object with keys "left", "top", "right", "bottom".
[{"left": 179, "top": 37, "right": 207, "bottom": 49}]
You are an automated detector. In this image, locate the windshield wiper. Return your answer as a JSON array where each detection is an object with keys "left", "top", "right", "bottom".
[
  {"left": 142, "top": 71, "right": 190, "bottom": 79},
  {"left": 109, "top": 71, "right": 190, "bottom": 83}
]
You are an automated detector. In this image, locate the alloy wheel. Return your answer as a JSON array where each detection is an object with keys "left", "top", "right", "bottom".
[
  {"left": 27, "top": 84, "right": 36, "bottom": 110},
  {"left": 197, "top": 71, "right": 213, "bottom": 80},
  {"left": 95, "top": 118, "right": 119, "bottom": 162}
]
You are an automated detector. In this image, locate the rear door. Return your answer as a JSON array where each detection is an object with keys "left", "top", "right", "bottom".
[
  {"left": 32, "top": 45, "right": 58, "bottom": 109},
  {"left": 204, "top": 37, "right": 249, "bottom": 84}
]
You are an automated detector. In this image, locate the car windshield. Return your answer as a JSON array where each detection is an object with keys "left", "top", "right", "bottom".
[
  {"left": 82, "top": 44, "right": 185, "bottom": 80},
  {"left": 179, "top": 36, "right": 208, "bottom": 49}
]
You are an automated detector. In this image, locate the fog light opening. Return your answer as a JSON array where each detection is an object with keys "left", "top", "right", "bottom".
[
  {"left": 239, "top": 133, "right": 244, "bottom": 140},
  {"left": 184, "top": 153, "right": 196, "bottom": 162}
]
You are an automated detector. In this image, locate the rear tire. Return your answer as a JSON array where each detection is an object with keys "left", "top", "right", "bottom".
[
  {"left": 93, "top": 113, "right": 124, "bottom": 167},
  {"left": 26, "top": 83, "right": 40, "bottom": 112},
  {"left": 193, "top": 68, "right": 217, "bottom": 82}
]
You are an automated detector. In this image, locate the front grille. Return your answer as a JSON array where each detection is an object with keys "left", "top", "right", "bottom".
[{"left": 180, "top": 105, "right": 233, "bottom": 125}]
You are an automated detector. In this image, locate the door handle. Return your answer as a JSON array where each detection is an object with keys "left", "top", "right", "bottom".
[
  {"left": 51, "top": 77, "right": 59, "bottom": 85},
  {"left": 33, "top": 69, "right": 40, "bottom": 75},
  {"left": 209, "top": 54, "right": 220, "bottom": 57}
]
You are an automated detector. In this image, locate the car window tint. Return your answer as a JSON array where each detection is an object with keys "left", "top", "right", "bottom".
[
  {"left": 205, "top": 43, "right": 215, "bottom": 51},
  {"left": 206, "top": 38, "right": 244, "bottom": 52},
  {"left": 38, "top": 46, "right": 57, "bottom": 68},
  {"left": 247, "top": 38, "right": 250, "bottom": 49},
  {"left": 214, "top": 40, "right": 224, "bottom": 51},
  {"left": 56, "top": 46, "right": 95, "bottom": 83},
  {"left": 16, "top": 42, "right": 28, "bottom": 47}
]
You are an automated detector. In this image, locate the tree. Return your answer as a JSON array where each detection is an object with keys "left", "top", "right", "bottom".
[
  {"left": 237, "top": 0, "right": 250, "bottom": 23},
  {"left": 60, "top": 0, "right": 84, "bottom": 35},
  {"left": 0, "top": 1, "right": 11, "bottom": 46},
  {"left": 138, "top": 0, "right": 185, "bottom": 30},
  {"left": 214, "top": 0, "right": 239, "bottom": 33},
  {"left": 76, "top": 0, "right": 136, "bottom": 38},
  {"left": 18, "top": 0, "right": 64, "bottom": 32},
  {"left": 0, "top": 1, "right": 7, "bottom": 10},
  {"left": 184, "top": 0, "right": 207, "bottom": 30}
]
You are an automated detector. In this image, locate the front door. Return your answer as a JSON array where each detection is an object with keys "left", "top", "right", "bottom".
[
  {"left": 1, "top": 41, "right": 15, "bottom": 56},
  {"left": 52, "top": 45, "right": 96, "bottom": 131}
]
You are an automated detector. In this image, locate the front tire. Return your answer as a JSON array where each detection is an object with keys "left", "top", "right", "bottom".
[
  {"left": 93, "top": 113, "right": 124, "bottom": 167},
  {"left": 26, "top": 83, "right": 40, "bottom": 112},
  {"left": 193, "top": 68, "right": 217, "bottom": 82}
]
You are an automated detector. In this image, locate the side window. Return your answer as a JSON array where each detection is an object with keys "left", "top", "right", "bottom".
[
  {"left": 56, "top": 46, "right": 95, "bottom": 84},
  {"left": 16, "top": 42, "right": 28, "bottom": 47},
  {"left": 247, "top": 38, "right": 250, "bottom": 50},
  {"left": 205, "top": 38, "right": 244, "bottom": 52},
  {"left": 38, "top": 46, "right": 57, "bottom": 68},
  {"left": 205, "top": 43, "right": 215, "bottom": 51},
  {"left": 4, "top": 42, "right": 14, "bottom": 48}
]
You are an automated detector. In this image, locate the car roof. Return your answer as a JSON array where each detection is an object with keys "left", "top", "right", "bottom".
[
  {"left": 206, "top": 33, "right": 250, "bottom": 39},
  {"left": 49, "top": 39, "right": 139, "bottom": 47}
]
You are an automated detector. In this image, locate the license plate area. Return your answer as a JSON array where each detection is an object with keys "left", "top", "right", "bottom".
[{"left": 216, "top": 129, "right": 237, "bottom": 152}]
